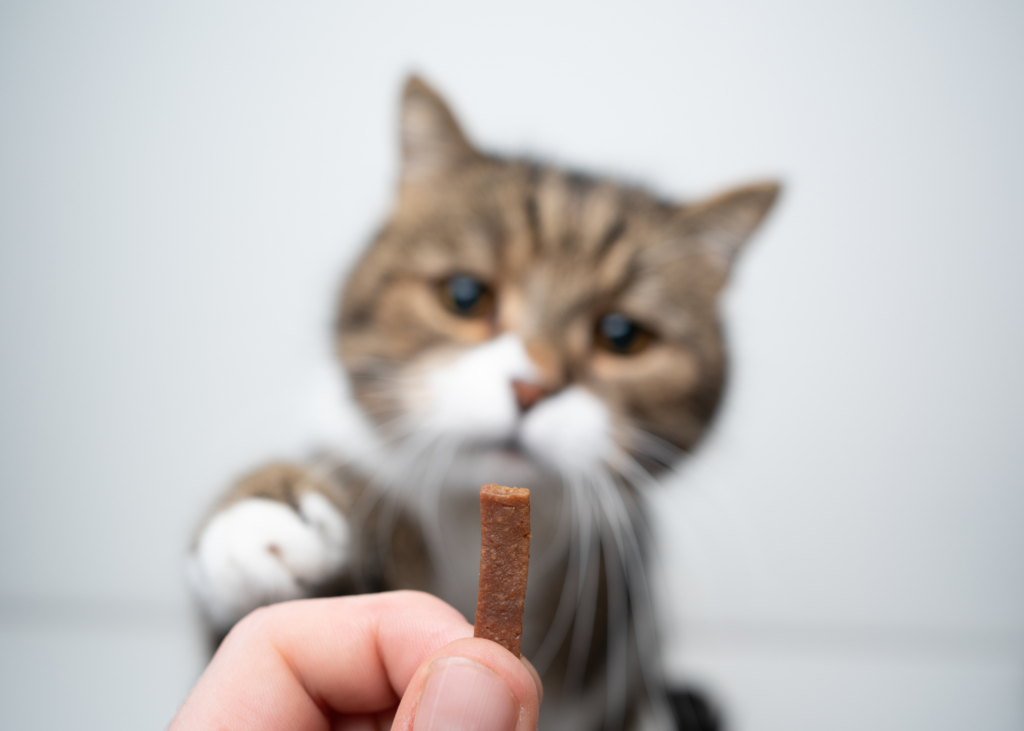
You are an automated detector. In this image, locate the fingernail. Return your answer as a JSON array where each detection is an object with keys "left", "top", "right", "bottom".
[{"left": 414, "top": 657, "right": 519, "bottom": 731}]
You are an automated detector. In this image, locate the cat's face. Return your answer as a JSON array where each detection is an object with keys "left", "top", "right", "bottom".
[{"left": 337, "top": 77, "right": 778, "bottom": 481}]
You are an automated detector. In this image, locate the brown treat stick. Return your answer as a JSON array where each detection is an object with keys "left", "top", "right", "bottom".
[{"left": 474, "top": 483, "right": 531, "bottom": 657}]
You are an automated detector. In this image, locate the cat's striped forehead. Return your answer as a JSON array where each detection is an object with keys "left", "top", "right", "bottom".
[
  {"left": 528, "top": 168, "right": 638, "bottom": 260},
  {"left": 388, "top": 158, "right": 719, "bottom": 344}
]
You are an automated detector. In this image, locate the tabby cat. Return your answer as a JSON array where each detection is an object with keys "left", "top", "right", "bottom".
[{"left": 187, "top": 76, "right": 779, "bottom": 731}]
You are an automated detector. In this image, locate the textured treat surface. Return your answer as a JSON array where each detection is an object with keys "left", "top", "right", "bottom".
[{"left": 473, "top": 484, "right": 531, "bottom": 657}]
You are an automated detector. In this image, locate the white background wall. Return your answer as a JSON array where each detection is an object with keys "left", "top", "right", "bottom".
[{"left": 1, "top": 1, "right": 1022, "bottom": 729}]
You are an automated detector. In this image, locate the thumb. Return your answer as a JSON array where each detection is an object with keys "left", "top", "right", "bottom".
[{"left": 392, "top": 637, "right": 543, "bottom": 731}]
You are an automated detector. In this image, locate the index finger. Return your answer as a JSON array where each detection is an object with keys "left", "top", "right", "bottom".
[{"left": 169, "top": 591, "right": 539, "bottom": 730}]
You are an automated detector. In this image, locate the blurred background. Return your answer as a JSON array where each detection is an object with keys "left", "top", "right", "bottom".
[{"left": 1, "top": 1, "right": 1022, "bottom": 729}]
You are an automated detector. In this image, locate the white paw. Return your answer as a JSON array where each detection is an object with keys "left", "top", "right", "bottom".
[{"left": 187, "top": 493, "right": 350, "bottom": 630}]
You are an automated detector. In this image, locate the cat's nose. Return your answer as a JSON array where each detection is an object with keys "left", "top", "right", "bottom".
[{"left": 511, "top": 379, "right": 549, "bottom": 412}]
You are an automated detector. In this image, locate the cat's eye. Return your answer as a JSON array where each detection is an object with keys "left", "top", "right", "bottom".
[
  {"left": 595, "top": 313, "right": 652, "bottom": 355},
  {"left": 438, "top": 275, "right": 495, "bottom": 318}
]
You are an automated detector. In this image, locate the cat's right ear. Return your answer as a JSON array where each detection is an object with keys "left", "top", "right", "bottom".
[
  {"left": 674, "top": 181, "right": 782, "bottom": 276},
  {"left": 400, "top": 75, "right": 480, "bottom": 182}
]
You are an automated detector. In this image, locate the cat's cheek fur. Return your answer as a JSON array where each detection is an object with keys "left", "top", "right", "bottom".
[
  {"left": 519, "top": 385, "right": 615, "bottom": 473},
  {"left": 186, "top": 493, "right": 350, "bottom": 630}
]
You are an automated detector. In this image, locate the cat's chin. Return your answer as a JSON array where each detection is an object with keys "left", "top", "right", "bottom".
[{"left": 440, "top": 440, "right": 556, "bottom": 495}]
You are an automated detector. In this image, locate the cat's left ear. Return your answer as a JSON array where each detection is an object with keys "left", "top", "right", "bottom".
[
  {"left": 400, "top": 75, "right": 481, "bottom": 182},
  {"left": 675, "top": 181, "right": 781, "bottom": 274}
]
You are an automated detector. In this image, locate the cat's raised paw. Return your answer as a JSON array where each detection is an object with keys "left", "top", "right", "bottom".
[{"left": 187, "top": 492, "right": 350, "bottom": 630}]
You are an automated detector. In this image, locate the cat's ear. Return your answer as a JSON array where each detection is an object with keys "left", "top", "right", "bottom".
[
  {"left": 400, "top": 75, "right": 480, "bottom": 181},
  {"left": 675, "top": 181, "right": 781, "bottom": 273}
]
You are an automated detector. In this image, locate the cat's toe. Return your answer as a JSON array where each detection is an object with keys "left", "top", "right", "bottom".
[{"left": 187, "top": 495, "right": 350, "bottom": 630}]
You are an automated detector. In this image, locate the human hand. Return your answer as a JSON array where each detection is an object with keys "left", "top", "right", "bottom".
[{"left": 169, "top": 591, "right": 542, "bottom": 731}]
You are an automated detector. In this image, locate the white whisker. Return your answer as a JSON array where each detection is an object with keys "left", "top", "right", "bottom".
[
  {"left": 416, "top": 434, "right": 465, "bottom": 592},
  {"left": 590, "top": 469, "right": 629, "bottom": 731},
  {"left": 530, "top": 471, "right": 582, "bottom": 675},
  {"left": 563, "top": 478, "right": 601, "bottom": 695},
  {"left": 349, "top": 428, "right": 437, "bottom": 588},
  {"left": 598, "top": 465, "right": 675, "bottom": 731}
]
